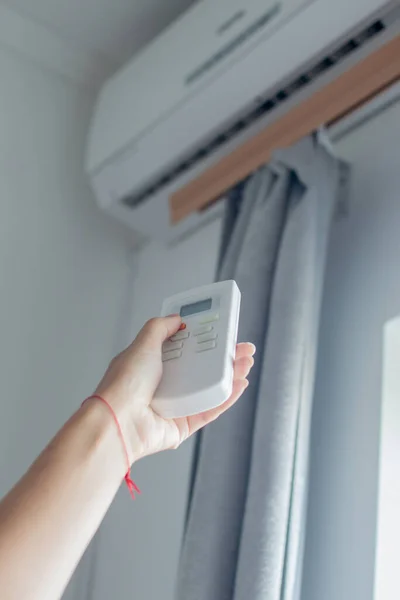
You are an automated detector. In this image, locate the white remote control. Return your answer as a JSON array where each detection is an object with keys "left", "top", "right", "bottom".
[{"left": 152, "top": 280, "right": 241, "bottom": 418}]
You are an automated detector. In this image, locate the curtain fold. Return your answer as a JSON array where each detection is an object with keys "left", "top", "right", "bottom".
[{"left": 177, "top": 133, "right": 346, "bottom": 600}]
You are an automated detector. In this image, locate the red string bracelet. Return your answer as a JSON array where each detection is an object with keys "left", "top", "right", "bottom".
[{"left": 82, "top": 395, "right": 141, "bottom": 500}]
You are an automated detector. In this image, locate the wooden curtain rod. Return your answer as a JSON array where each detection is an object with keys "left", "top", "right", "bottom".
[{"left": 170, "top": 35, "right": 400, "bottom": 224}]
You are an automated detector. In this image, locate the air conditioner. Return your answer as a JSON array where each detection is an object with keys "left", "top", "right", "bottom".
[{"left": 87, "top": 0, "right": 398, "bottom": 243}]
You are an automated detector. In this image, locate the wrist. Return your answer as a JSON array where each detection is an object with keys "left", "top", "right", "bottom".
[
  {"left": 81, "top": 396, "right": 142, "bottom": 467},
  {"left": 79, "top": 401, "right": 130, "bottom": 476}
]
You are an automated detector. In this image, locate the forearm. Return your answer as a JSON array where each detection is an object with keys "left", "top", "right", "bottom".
[{"left": 0, "top": 402, "right": 128, "bottom": 600}]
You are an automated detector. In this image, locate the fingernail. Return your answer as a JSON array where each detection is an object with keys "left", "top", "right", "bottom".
[
  {"left": 179, "top": 323, "right": 187, "bottom": 331},
  {"left": 243, "top": 379, "right": 249, "bottom": 389},
  {"left": 249, "top": 343, "right": 256, "bottom": 355}
]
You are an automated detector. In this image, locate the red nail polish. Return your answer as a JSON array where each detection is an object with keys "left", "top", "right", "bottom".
[{"left": 179, "top": 323, "right": 187, "bottom": 331}]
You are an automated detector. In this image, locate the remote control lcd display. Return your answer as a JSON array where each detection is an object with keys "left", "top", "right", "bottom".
[{"left": 180, "top": 298, "right": 212, "bottom": 317}]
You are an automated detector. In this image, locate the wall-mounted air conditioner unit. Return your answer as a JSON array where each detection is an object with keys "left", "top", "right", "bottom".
[{"left": 87, "top": 0, "right": 399, "bottom": 242}]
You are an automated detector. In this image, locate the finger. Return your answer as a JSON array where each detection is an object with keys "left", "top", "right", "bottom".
[
  {"left": 186, "top": 378, "right": 249, "bottom": 437},
  {"left": 235, "top": 343, "right": 256, "bottom": 360},
  {"left": 136, "top": 315, "right": 182, "bottom": 350},
  {"left": 233, "top": 356, "right": 254, "bottom": 380}
]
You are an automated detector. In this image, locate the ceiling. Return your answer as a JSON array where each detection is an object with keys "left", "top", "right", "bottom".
[{"left": 1, "top": 0, "right": 196, "bottom": 69}]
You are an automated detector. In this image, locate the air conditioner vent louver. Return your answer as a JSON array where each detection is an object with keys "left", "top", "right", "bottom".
[{"left": 121, "top": 19, "right": 386, "bottom": 211}]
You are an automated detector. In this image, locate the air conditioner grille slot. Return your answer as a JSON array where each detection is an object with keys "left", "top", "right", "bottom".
[{"left": 121, "top": 18, "right": 386, "bottom": 211}]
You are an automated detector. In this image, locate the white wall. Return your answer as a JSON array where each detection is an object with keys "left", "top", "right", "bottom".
[
  {"left": 90, "top": 219, "right": 222, "bottom": 600},
  {"left": 0, "top": 46, "right": 132, "bottom": 599},
  {"left": 302, "top": 100, "right": 400, "bottom": 599}
]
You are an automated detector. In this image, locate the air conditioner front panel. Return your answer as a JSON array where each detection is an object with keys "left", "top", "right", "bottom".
[{"left": 88, "top": 0, "right": 314, "bottom": 172}]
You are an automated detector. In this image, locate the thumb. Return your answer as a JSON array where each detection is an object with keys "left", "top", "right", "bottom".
[{"left": 136, "top": 315, "right": 183, "bottom": 351}]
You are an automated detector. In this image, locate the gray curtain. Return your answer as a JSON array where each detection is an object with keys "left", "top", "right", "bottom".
[{"left": 177, "top": 134, "right": 347, "bottom": 600}]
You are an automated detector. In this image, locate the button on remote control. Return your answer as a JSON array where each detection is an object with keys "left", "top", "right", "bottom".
[
  {"left": 162, "top": 349, "right": 182, "bottom": 362},
  {"left": 197, "top": 332, "right": 218, "bottom": 344},
  {"left": 163, "top": 340, "right": 183, "bottom": 352},
  {"left": 170, "top": 330, "right": 190, "bottom": 342},
  {"left": 193, "top": 325, "right": 213, "bottom": 336},
  {"left": 196, "top": 340, "right": 217, "bottom": 353},
  {"left": 199, "top": 312, "right": 219, "bottom": 324}
]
